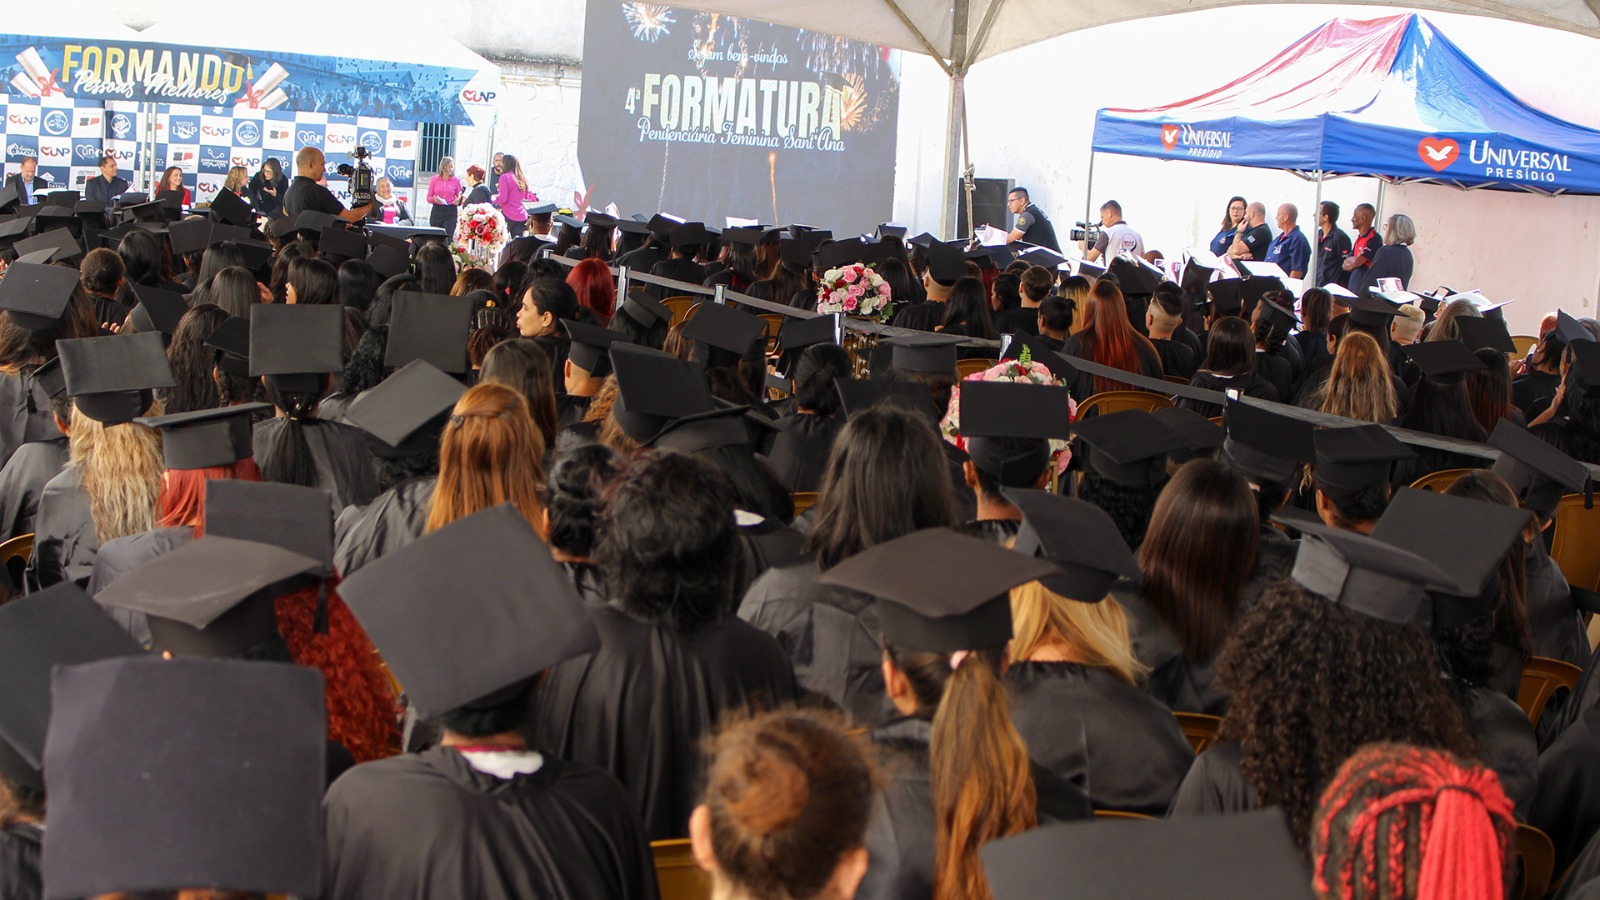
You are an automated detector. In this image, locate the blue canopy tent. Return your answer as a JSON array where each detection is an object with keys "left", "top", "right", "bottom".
[{"left": 1091, "top": 14, "right": 1600, "bottom": 202}]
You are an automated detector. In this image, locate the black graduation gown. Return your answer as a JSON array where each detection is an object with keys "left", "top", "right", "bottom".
[
  {"left": 614, "top": 246, "right": 667, "bottom": 273},
  {"left": 1514, "top": 370, "right": 1560, "bottom": 420},
  {"left": 889, "top": 301, "right": 945, "bottom": 334},
  {"left": 533, "top": 603, "right": 799, "bottom": 841},
  {"left": 1151, "top": 338, "right": 1199, "bottom": 380},
  {"left": 1006, "top": 661, "right": 1194, "bottom": 815},
  {"left": 1556, "top": 832, "right": 1600, "bottom": 900},
  {"left": 858, "top": 716, "right": 1092, "bottom": 900},
  {"left": 735, "top": 516, "right": 808, "bottom": 604},
  {"left": 253, "top": 418, "right": 381, "bottom": 513},
  {"left": 1242, "top": 525, "right": 1295, "bottom": 611},
  {"left": 1059, "top": 335, "right": 1166, "bottom": 403},
  {"left": 333, "top": 475, "right": 437, "bottom": 576},
  {"left": 1121, "top": 590, "right": 1230, "bottom": 716},
  {"left": 556, "top": 393, "right": 594, "bottom": 430},
  {"left": 0, "top": 822, "right": 41, "bottom": 900},
  {"left": 26, "top": 466, "right": 96, "bottom": 590},
  {"left": 1177, "top": 371, "right": 1278, "bottom": 419},
  {"left": 956, "top": 518, "right": 1021, "bottom": 544},
  {"left": 647, "top": 259, "right": 707, "bottom": 299},
  {"left": 1255, "top": 349, "right": 1295, "bottom": 402},
  {"left": 1463, "top": 684, "right": 1537, "bottom": 822},
  {"left": 323, "top": 747, "right": 659, "bottom": 900},
  {"left": 763, "top": 412, "right": 842, "bottom": 493},
  {"left": 1534, "top": 703, "right": 1600, "bottom": 871},
  {"left": 0, "top": 437, "right": 66, "bottom": 540},
  {"left": 1527, "top": 540, "right": 1588, "bottom": 669},
  {"left": 994, "top": 306, "right": 1039, "bottom": 337},
  {"left": 316, "top": 392, "right": 359, "bottom": 425},
  {"left": 0, "top": 371, "right": 61, "bottom": 470},
  {"left": 1168, "top": 741, "right": 1256, "bottom": 816},
  {"left": 739, "top": 561, "right": 893, "bottom": 726},
  {"left": 88, "top": 527, "right": 193, "bottom": 646}
]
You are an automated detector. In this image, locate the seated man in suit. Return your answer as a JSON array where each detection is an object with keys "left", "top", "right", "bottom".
[
  {"left": 5, "top": 156, "right": 48, "bottom": 205},
  {"left": 83, "top": 155, "right": 130, "bottom": 212}
]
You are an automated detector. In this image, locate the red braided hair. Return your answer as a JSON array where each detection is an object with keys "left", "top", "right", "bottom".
[
  {"left": 156, "top": 459, "right": 263, "bottom": 533},
  {"left": 273, "top": 578, "right": 401, "bottom": 763},
  {"left": 1311, "top": 742, "right": 1516, "bottom": 900}
]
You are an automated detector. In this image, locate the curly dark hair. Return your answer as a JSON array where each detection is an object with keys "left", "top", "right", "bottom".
[
  {"left": 1077, "top": 471, "right": 1162, "bottom": 549},
  {"left": 543, "top": 443, "right": 627, "bottom": 558},
  {"left": 1218, "top": 582, "right": 1474, "bottom": 854}
]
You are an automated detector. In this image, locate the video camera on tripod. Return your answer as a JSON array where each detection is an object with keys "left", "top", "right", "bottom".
[
  {"left": 1069, "top": 220, "right": 1102, "bottom": 246},
  {"left": 335, "top": 146, "right": 376, "bottom": 210}
]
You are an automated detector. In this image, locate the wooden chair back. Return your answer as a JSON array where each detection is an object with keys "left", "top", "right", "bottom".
[
  {"left": 1551, "top": 493, "right": 1600, "bottom": 592},
  {"left": 1511, "top": 335, "right": 1540, "bottom": 358},
  {"left": 1173, "top": 712, "right": 1224, "bottom": 755},
  {"left": 0, "top": 533, "right": 33, "bottom": 603},
  {"left": 1513, "top": 823, "right": 1555, "bottom": 900},
  {"left": 663, "top": 296, "right": 699, "bottom": 328},
  {"left": 1076, "top": 390, "right": 1174, "bottom": 419},
  {"left": 652, "top": 839, "right": 712, "bottom": 900},
  {"left": 1518, "top": 656, "right": 1583, "bottom": 726},
  {"left": 1093, "top": 809, "right": 1157, "bottom": 821},
  {"left": 791, "top": 492, "right": 820, "bottom": 516},
  {"left": 1407, "top": 468, "right": 1478, "bottom": 493},
  {"left": 956, "top": 358, "right": 1000, "bottom": 378}
]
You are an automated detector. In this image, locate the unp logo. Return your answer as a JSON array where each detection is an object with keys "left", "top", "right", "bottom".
[
  {"left": 236, "top": 122, "right": 261, "bottom": 147},
  {"left": 42, "top": 111, "right": 69, "bottom": 136},
  {"left": 297, "top": 129, "right": 323, "bottom": 147}
]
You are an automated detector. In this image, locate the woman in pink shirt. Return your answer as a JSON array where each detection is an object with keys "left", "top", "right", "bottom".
[
  {"left": 493, "top": 153, "right": 534, "bottom": 237},
  {"left": 426, "top": 156, "right": 462, "bottom": 235}
]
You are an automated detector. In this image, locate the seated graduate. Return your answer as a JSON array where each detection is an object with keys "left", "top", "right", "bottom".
[
  {"left": 424, "top": 381, "right": 546, "bottom": 535},
  {"left": 1145, "top": 284, "right": 1199, "bottom": 380},
  {"left": 0, "top": 357, "right": 69, "bottom": 541},
  {"left": 555, "top": 320, "right": 617, "bottom": 429},
  {"left": 1219, "top": 399, "right": 1313, "bottom": 604},
  {"left": 204, "top": 314, "right": 271, "bottom": 410},
  {"left": 1034, "top": 295, "right": 1074, "bottom": 353},
  {"left": 542, "top": 443, "right": 627, "bottom": 607},
  {"left": 0, "top": 263, "right": 98, "bottom": 469},
  {"left": 744, "top": 237, "right": 817, "bottom": 311},
  {"left": 875, "top": 333, "right": 974, "bottom": 520},
  {"left": 1531, "top": 336, "right": 1600, "bottom": 466},
  {"left": 1004, "top": 490, "right": 1194, "bottom": 815},
  {"left": 328, "top": 505, "right": 657, "bottom": 899},
  {"left": 1370, "top": 487, "right": 1537, "bottom": 820},
  {"left": 515, "top": 276, "right": 579, "bottom": 383},
  {"left": 1121, "top": 458, "right": 1258, "bottom": 717},
  {"left": 334, "top": 360, "right": 466, "bottom": 574},
  {"left": 889, "top": 240, "right": 965, "bottom": 334},
  {"left": 1393, "top": 341, "right": 1490, "bottom": 485},
  {"left": 1304, "top": 330, "right": 1400, "bottom": 423},
  {"left": 935, "top": 277, "right": 1001, "bottom": 351},
  {"left": 682, "top": 300, "right": 773, "bottom": 415},
  {"left": 1059, "top": 279, "right": 1164, "bottom": 402},
  {"left": 741, "top": 402, "right": 957, "bottom": 726},
  {"left": 649, "top": 221, "right": 712, "bottom": 295},
  {"left": 1069, "top": 410, "right": 1175, "bottom": 549},
  {"left": 534, "top": 451, "right": 798, "bottom": 841},
  {"left": 477, "top": 336, "right": 561, "bottom": 451},
  {"left": 689, "top": 708, "right": 874, "bottom": 900},
  {"left": 1312, "top": 744, "right": 1517, "bottom": 900},
  {"left": 607, "top": 286, "right": 672, "bottom": 351},
  {"left": 1310, "top": 424, "right": 1414, "bottom": 535},
  {"left": 0, "top": 585, "right": 143, "bottom": 900},
  {"left": 765, "top": 336, "right": 850, "bottom": 494},
  {"left": 249, "top": 304, "right": 380, "bottom": 511},
  {"left": 1251, "top": 294, "right": 1303, "bottom": 400},
  {"left": 1178, "top": 317, "right": 1279, "bottom": 419},
  {"left": 1294, "top": 298, "right": 1410, "bottom": 408},
  {"left": 816, "top": 528, "right": 1091, "bottom": 900},
  {"left": 950, "top": 380, "right": 1072, "bottom": 543},
  {"left": 1169, "top": 517, "right": 1474, "bottom": 856},
  {"left": 30, "top": 331, "right": 173, "bottom": 590},
  {"left": 1512, "top": 323, "right": 1566, "bottom": 419},
  {"left": 42, "top": 656, "right": 326, "bottom": 900}
]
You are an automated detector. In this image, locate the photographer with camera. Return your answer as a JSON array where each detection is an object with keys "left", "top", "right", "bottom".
[
  {"left": 1082, "top": 200, "right": 1143, "bottom": 263},
  {"left": 284, "top": 146, "right": 374, "bottom": 223}
]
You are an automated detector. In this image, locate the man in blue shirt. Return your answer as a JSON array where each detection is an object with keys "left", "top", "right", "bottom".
[{"left": 1264, "top": 203, "right": 1311, "bottom": 279}]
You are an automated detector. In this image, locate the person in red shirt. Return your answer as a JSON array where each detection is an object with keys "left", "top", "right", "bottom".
[{"left": 1343, "top": 203, "right": 1383, "bottom": 295}]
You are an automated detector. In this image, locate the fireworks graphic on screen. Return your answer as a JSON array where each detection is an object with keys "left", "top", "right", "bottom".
[
  {"left": 840, "top": 74, "right": 866, "bottom": 132},
  {"left": 624, "top": 3, "right": 675, "bottom": 42}
]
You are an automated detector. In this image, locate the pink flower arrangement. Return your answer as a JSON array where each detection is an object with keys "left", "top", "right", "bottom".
[
  {"left": 451, "top": 203, "right": 509, "bottom": 271},
  {"left": 940, "top": 346, "right": 1076, "bottom": 474},
  {"left": 816, "top": 263, "right": 892, "bottom": 321}
]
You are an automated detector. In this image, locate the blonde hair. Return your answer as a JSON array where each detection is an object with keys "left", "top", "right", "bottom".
[
  {"left": 1315, "top": 331, "right": 1398, "bottom": 423},
  {"left": 1008, "top": 580, "right": 1147, "bottom": 684},
  {"left": 68, "top": 401, "right": 166, "bottom": 543},
  {"left": 224, "top": 166, "right": 249, "bottom": 193}
]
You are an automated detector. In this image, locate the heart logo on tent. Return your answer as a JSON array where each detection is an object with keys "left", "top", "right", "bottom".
[
  {"left": 1417, "top": 137, "right": 1460, "bottom": 172},
  {"left": 1160, "top": 125, "right": 1180, "bottom": 151}
]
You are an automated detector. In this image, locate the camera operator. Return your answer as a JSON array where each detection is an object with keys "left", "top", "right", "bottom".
[
  {"left": 284, "top": 147, "right": 374, "bottom": 223},
  {"left": 1004, "top": 187, "right": 1060, "bottom": 251},
  {"left": 1082, "top": 199, "right": 1143, "bottom": 263}
]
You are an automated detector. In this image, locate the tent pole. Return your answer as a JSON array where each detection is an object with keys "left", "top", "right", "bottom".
[
  {"left": 1309, "top": 170, "right": 1324, "bottom": 289},
  {"left": 1082, "top": 149, "right": 1096, "bottom": 249},
  {"left": 1375, "top": 179, "right": 1387, "bottom": 222},
  {"left": 939, "top": 0, "right": 970, "bottom": 240}
]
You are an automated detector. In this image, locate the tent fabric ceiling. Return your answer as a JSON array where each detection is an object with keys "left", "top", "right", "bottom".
[{"left": 664, "top": 0, "right": 1600, "bottom": 67}]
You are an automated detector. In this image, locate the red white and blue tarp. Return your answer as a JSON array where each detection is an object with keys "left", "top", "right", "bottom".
[{"left": 1091, "top": 14, "right": 1600, "bottom": 195}]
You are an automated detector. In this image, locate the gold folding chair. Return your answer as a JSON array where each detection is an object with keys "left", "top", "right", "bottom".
[
  {"left": 1518, "top": 656, "right": 1583, "bottom": 726},
  {"left": 663, "top": 296, "right": 699, "bottom": 328},
  {"left": 1513, "top": 823, "right": 1555, "bottom": 900},
  {"left": 956, "top": 358, "right": 1000, "bottom": 378},
  {"left": 1551, "top": 493, "right": 1600, "bottom": 592},
  {"left": 1407, "top": 468, "right": 1478, "bottom": 493},
  {"left": 1173, "top": 712, "right": 1224, "bottom": 755},
  {"left": 1511, "top": 335, "right": 1540, "bottom": 358},
  {"left": 652, "top": 839, "right": 712, "bottom": 900},
  {"left": 791, "top": 492, "right": 820, "bottom": 516},
  {"left": 1076, "top": 390, "right": 1174, "bottom": 419}
]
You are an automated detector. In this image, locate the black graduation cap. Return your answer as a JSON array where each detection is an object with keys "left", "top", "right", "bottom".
[
  {"left": 907, "top": 231, "right": 939, "bottom": 249},
  {"left": 12, "top": 227, "right": 82, "bottom": 263},
  {"left": 1402, "top": 340, "right": 1485, "bottom": 384},
  {"left": 250, "top": 303, "right": 344, "bottom": 392},
  {"left": 1489, "top": 419, "right": 1593, "bottom": 516},
  {"left": 1071, "top": 410, "right": 1186, "bottom": 487},
  {"left": 167, "top": 217, "right": 215, "bottom": 257},
  {"left": 815, "top": 238, "right": 869, "bottom": 271},
  {"left": 136, "top": 403, "right": 271, "bottom": 470},
  {"left": 619, "top": 287, "right": 671, "bottom": 329},
  {"left": 318, "top": 224, "right": 368, "bottom": 261},
  {"left": 610, "top": 342, "right": 716, "bottom": 441},
  {"left": 552, "top": 213, "right": 584, "bottom": 231},
  {"left": 118, "top": 198, "right": 171, "bottom": 225},
  {"left": 1180, "top": 260, "right": 1215, "bottom": 294},
  {"left": 43, "top": 190, "right": 80, "bottom": 209},
  {"left": 126, "top": 284, "right": 189, "bottom": 337},
  {"left": 339, "top": 504, "right": 601, "bottom": 719},
  {"left": 1222, "top": 399, "right": 1316, "bottom": 487},
  {"left": 651, "top": 406, "right": 758, "bottom": 454},
  {"left": 267, "top": 213, "right": 303, "bottom": 240},
  {"left": 817, "top": 527, "right": 1059, "bottom": 652},
  {"left": 646, "top": 213, "right": 677, "bottom": 237},
  {"left": 0, "top": 183, "right": 19, "bottom": 212},
  {"left": 1013, "top": 246, "right": 1066, "bottom": 270},
  {"left": 877, "top": 223, "right": 909, "bottom": 240},
  {"left": 207, "top": 188, "right": 254, "bottom": 227},
  {"left": 0, "top": 260, "right": 78, "bottom": 330},
  {"left": 204, "top": 315, "right": 251, "bottom": 377},
  {"left": 1454, "top": 314, "right": 1515, "bottom": 354},
  {"left": 1257, "top": 297, "right": 1297, "bottom": 334},
  {"left": 722, "top": 226, "right": 767, "bottom": 248},
  {"left": 1108, "top": 256, "right": 1159, "bottom": 295},
  {"left": 1149, "top": 406, "right": 1226, "bottom": 464},
  {"left": 960, "top": 380, "right": 1071, "bottom": 487},
  {"left": 1313, "top": 424, "right": 1414, "bottom": 492},
  {"left": 669, "top": 221, "right": 711, "bottom": 247},
  {"left": 527, "top": 202, "right": 559, "bottom": 218},
  {"left": 924, "top": 240, "right": 967, "bottom": 285},
  {"left": 583, "top": 211, "right": 618, "bottom": 231},
  {"left": 777, "top": 314, "right": 837, "bottom": 353},
  {"left": 615, "top": 218, "right": 649, "bottom": 236},
  {"left": 887, "top": 332, "right": 963, "bottom": 377},
  {"left": 206, "top": 479, "right": 334, "bottom": 575},
  {"left": 1277, "top": 514, "right": 1458, "bottom": 624},
  {"left": 13, "top": 248, "right": 60, "bottom": 267},
  {"left": 981, "top": 809, "right": 1314, "bottom": 900},
  {"left": 72, "top": 199, "right": 107, "bottom": 218},
  {"left": 57, "top": 332, "right": 175, "bottom": 425},
  {"left": 1206, "top": 279, "right": 1244, "bottom": 316},
  {"left": 0, "top": 216, "right": 31, "bottom": 250},
  {"left": 366, "top": 243, "right": 410, "bottom": 279},
  {"left": 1346, "top": 294, "right": 1404, "bottom": 329},
  {"left": 0, "top": 585, "right": 142, "bottom": 792},
  {"left": 386, "top": 291, "right": 472, "bottom": 374},
  {"left": 1370, "top": 487, "right": 1532, "bottom": 633},
  {"left": 965, "top": 244, "right": 1014, "bottom": 268},
  {"left": 30, "top": 356, "right": 65, "bottom": 404},
  {"left": 562, "top": 318, "right": 620, "bottom": 377},
  {"left": 344, "top": 359, "right": 467, "bottom": 458},
  {"left": 1238, "top": 275, "right": 1286, "bottom": 308},
  {"left": 235, "top": 239, "right": 273, "bottom": 274},
  {"left": 1571, "top": 341, "right": 1600, "bottom": 393},
  {"left": 683, "top": 301, "right": 766, "bottom": 366},
  {"left": 94, "top": 536, "right": 322, "bottom": 657},
  {"left": 775, "top": 238, "right": 813, "bottom": 268},
  {"left": 834, "top": 378, "right": 939, "bottom": 421},
  {"left": 1554, "top": 310, "right": 1595, "bottom": 345},
  {"left": 42, "top": 656, "right": 325, "bottom": 899},
  {"left": 1005, "top": 489, "right": 1139, "bottom": 602}
]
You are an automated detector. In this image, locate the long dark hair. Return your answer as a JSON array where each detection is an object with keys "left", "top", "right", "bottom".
[
  {"left": 1137, "top": 459, "right": 1258, "bottom": 660},
  {"left": 270, "top": 240, "right": 313, "bottom": 302},
  {"left": 941, "top": 277, "right": 999, "bottom": 340},
  {"left": 1300, "top": 287, "right": 1332, "bottom": 333},
  {"left": 160, "top": 305, "right": 229, "bottom": 414},
  {"left": 597, "top": 451, "right": 738, "bottom": 633},
  {"left": 1218, "top": 583, "right": 1474, "bottom": 853},
  {"left": 1078, "top": 280, "right": 1159, "bottom": 392},
  {"left": 0, "top": 282, "right": 97, "bottom": 372},
  {"left": 1400, "top": 378, "right": 1488, "bottom": 444},
  {"left": 1202, "top": 316, "right": 1257, "bottom": 376},
  {"left": 805, "top": 405, "right": 956, "bottom": 570},
  {"left": 579, "top": 222, "right": 614, "bottom": 260},
  {"left": 287, "top": 257, "right": 338, "bottom": 306},
  {"left": 875, "top": 257, "right": 923, "bottom": 308},
  {"left": 1553, "top": 366, "right": 1600, "bottom": 464},
  {"left": 338, "top": 259, "right": 380, "bottom": 311},
  {"left": 261, "top": 382, "right": 330, "bottom": 488},
  {"left": 117, "top": 229, "right": 166, "bottom": 287},
  {"left": 206, "top": 266, "right": 259, "bottom": 318},
  {"left": 1445, "top": 471, "right": 1533, "bottom": 662},
  {"left": 1464, "top": 347, "right": 1513, "bottom": 434},
  {"left": 793, "top": 344, "right": 851, "bottom": 416},
  {"left": 478, "top": 337, "right": 560, "bottom": 452},
  {"left": 754, "top": 261, "right": 813, "bottom": 311},
  {"left": 414, "top": 243, "right": 456, "bottom": 295}
]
